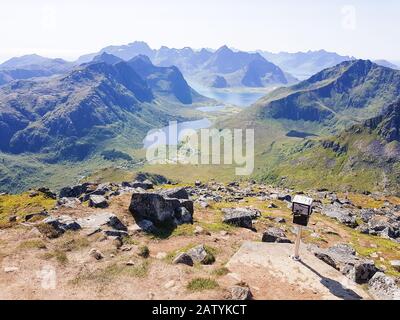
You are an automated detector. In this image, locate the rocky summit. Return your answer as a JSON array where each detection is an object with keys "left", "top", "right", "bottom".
[{"left": 0, "top": 179, "right": 399, "bottom": 300}]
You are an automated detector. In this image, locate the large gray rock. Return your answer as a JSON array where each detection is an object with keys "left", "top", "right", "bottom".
[
  {"left": 186, "top": 244, "right": 215, "bottom": 265},
  {"left": 226, "top": 285, "right": 252, "bottom": 300},
  {"left": 360, "top": 209, "right": 375, "bottom": 223},
  {"left": 222, "top": 208, "right": 260, "bottom": 229},
  {"left": 321, "top": 203, "right": 358, "bottom": 228},
  {"left": 129, "top": 192, "right": 193, "bottom": 227},
  {"left": 262, "top": 227, "right": 291, "bottom": 243},
  {"left": 43, "top": 215, "right": 81, "bottom": 234},
  {"left": 367, "top": 216, "right": 398, "bottom": 239},
  {"left": 59, "top": 183, "right": 94, "bottom": 199},
  {"left": 158, "top": 187, "right": 189, "bottom": 200},
  {"left": 368, "top": 272, "right": 400, "bottom": 300},
  {"left": 77, "top": 212, "right": 126, "bottom": 231},
  {"left": 123, "top": 180, "right": 154, "bottom": 190},
  {"left": 173, "top": 253, "right": 194, "bottom": 266},
  {"left": 313, "top": 244, "right": 379, "bottom": 284},
  {"left": 88, "top": 195, "right": 108, "bottom": 208},
  {"left": 57, "top": 197, "right": 80, "bottom": 208}
]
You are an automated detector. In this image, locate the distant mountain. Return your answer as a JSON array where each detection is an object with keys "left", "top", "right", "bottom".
[
  {"left": 259, "top": 100, "right": 400, "bottom": 194},
  {"left": 373, "top": 60, "right": 399, "bottom": 70},
  {"left": 77, "top": 41, "right": 156, "bottom": 64},
  {"left": 193, "top": 46, "right": 293, "bottom": 88},
  {"left": 250, "top": 60, "right": 400, "bottom": 128},
  {"left": 78, "top": 42, "right": 294, "bottom": 88},
  {"left": 92, "top": 53, "right": 202, "bottom": 104},
  {"left": 259, "top": 50, "right": 355, "bottom": 80},
  {"left": 0, "top": 61, "right": 193, "bottom": 160},
  {"left": 0, "top": 54, "right": 73, "bottom": 85}
]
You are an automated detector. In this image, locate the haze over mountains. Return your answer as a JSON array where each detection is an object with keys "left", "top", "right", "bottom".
[{"left": 1, "top": 41, "right": 399, "bottom": 89}]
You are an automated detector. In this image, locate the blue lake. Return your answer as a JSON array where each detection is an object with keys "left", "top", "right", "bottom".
[
  {"left": 190, "top": 82, "right": 267, "bottom": 108},
  {"left": 143, "top": 118, "right": 212, "bottom": 148}
]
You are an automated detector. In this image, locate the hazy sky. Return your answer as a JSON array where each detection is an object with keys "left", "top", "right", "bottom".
[{"left": 1, "top": 0, "right": 399, "bottom": 63}]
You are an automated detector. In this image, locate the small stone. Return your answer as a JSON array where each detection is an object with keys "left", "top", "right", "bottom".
[
  {"left": 126, "top": 260, "right": 135, "bottom": 266},
  {"left": 268, "top": 203, "right": 278, "bottom": 209},
  {"left": 172, "top": 253, "right": 194, "bottom": 266},
  {"left": 8, "top": 215, "right": 17, "bottom": 223},
  {"left": 156, "top": 252, "right": 167, "bottom": 260},
  {"left": 274, "top": 217, "right": 286, "bottom": 223},
  {"left": 194, "top": 226, "right": 204, "bottom": 235},
  {"left": 164, "top": 280, "right": 176, "bottom": 289},
  {"left": 89, "top": 248, "right": 104, "bottom": 260},
  {"left": 4, "top": 267, "right": 19, "bottom": 273},
  {"left": 370, "top": 252, "right": 379, "bottom": 258},
  {"left": 390, "top": 260, "right": 400, "bottom": 271}
]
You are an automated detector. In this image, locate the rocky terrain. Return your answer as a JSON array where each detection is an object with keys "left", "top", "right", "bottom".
[{"left": 1, "top": 177, "right": 399, "bottom": 300}]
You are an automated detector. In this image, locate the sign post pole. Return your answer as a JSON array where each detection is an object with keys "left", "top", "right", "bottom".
[{"left": 293, "top": 225, "right": 302, "bottom": 261}]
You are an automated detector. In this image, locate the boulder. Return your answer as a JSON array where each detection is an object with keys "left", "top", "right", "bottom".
[
  {"left": 262, "top": 227, "right": 291, "bottom": 243},
  {"left": 25, "top": 210, "right": 49, "bottom": 222},
  {"left": 59, "top": 183, "right": 93, "bottom": 199},
  {"left": 367, "top": 216, "right": 398, "bottom": 239},
  {"left": 368, "top": 272, "right": 400, "bottom": 300},
  {"left": 37, "top": 187, "right": 57, "bottom": 199},
  {"left": 321, "top": 203, "right": 358, "bottom": 228},
  {"left": 186, "top": 245, "right": 215, "bottom": 265},
  {"left": 128, "top": 180, "right": 154, "bottom": 190},
  {"left": 77, "top": 212, "right": 127, "bottom": 231},
  {"left": 88, "top": 195, "right": 108, "bottom": 208},
  {"left": 313, "top": 244, "right": 379, "bottom": 284},
  {"left": 158, "top": 187, "right": 189, "bottom": 200},
  {"left": 226, "top": 285, "right": 252, "bottom": 300},
  {"left": 278, "top": 194, "right": 292, "bottom": 202},
  {"left": 360, "top": 209, "right": 375, "bottom": 223},
  {"left": 57, "top": 197, "right": 80, "bottom": 208},
  {"left": 129, "top": 192, "right": 194, "bottom": 227},
  {"left": 43, "top": 215, "right": 81, "bottom": 234},
  {"left": 129, "top": 219, "right": 156, "bottom": 234},
  {"left": 222, "top": 208, "right": 260, "bottom": 229},
  {"left": 173, "top": 253, "right": 194, "bottom": 266}
]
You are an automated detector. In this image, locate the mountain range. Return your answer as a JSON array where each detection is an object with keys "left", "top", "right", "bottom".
[
  {"left": 0, "top": 54, "right": 73, "bottom": 86},
  {"left": 77, "top": 42, "right": 295, "bottom": 88},
  {"left": 1, "top": 42, "right": 400, "bottom": 194},
  {"left": 0, "top": 58, "right": 205, "bottom": 162},
  {"left": 248, "top": 59, "right": 400, "bottom": 129}
]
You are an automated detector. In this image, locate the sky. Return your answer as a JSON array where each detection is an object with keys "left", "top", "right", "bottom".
[{"left": 0, "top": 0, "right": 399, "bottom": 63}]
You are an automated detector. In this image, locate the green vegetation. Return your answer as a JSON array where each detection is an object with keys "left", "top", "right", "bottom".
[
  {"left": 0, "top": 192, "right": 56, "bottom": 228},
  {"left": 42, "top": 249, "right": 68, "bottom": 265},
  {"left": 101, "top": 149, "right": 133, "bottom": 161},
  {"left": 18, "top": 239, "right": 47, "bottom": 250},
  {"left": 212, "top": 267, "right": 230, "bottom": 277},
  {"left": 186, "top": 278, "right": 219, "bottom": 292}
]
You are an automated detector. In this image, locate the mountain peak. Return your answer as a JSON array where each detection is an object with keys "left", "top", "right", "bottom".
[
  {"left": 216, "top": 45, "right": 232, "bottom": 53},
  {"left": 93, "top": 52, "right": 123, "bottom": 65}
]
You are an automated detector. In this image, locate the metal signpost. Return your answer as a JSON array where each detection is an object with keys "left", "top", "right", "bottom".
[{"left": 291, "top": 195, "right": 313, "bottom": 261}]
